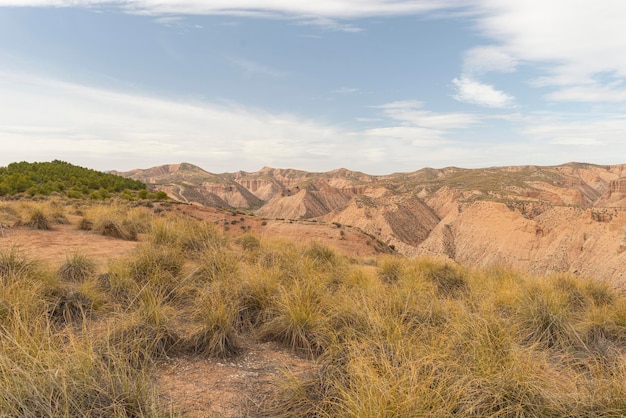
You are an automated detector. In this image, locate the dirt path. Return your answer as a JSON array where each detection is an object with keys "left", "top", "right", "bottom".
[
  {"left": 156, "top": 341, "right": 316, "bottom": 417},
  {"left": 170, "top": 184, "right": 189, "bottom": 203}
]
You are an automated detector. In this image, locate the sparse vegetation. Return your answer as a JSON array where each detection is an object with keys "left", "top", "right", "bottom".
[
  {"left": 1, "top": 198, "right": 626, "bottom": 416},
  {"left": 82, "top": 204, "right": 151, "bottom": 241}
]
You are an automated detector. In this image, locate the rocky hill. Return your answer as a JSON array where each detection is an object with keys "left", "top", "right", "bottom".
[{"left": 116, "top": 162, "right": 626, "bottom": 284}]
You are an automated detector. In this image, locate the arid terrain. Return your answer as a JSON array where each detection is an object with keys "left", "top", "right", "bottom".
[
  {"left": 117, "top": 162, "right": 626, "bottom": 285},
  {"left": 2, "top": 194, "right": 626, "bottom": 416},
  {"left": 0, "top": 202, "right": 319, "bottom": 416}
]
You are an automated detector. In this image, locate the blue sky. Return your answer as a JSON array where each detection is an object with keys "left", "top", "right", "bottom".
[{"left": 1, "top": 1, "right": 626, "bottom": 174}]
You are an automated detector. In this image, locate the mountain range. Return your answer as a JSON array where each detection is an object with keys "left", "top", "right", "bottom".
[{"left": 114, "top": 162, "right": 626, "bottom": 284}]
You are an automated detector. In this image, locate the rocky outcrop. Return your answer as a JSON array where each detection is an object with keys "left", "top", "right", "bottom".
[
  {"left": 594, "top": 179, "right": 626, "bottom": 208},
  {"left": 256, "top": 189, "right": 329, "bottom": 219},
  {"left": 609, "top": 179, "right": 626, "bottom": 194}
]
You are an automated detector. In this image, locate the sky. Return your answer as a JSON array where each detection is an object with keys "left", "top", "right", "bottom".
[{"left": 1, "top": 1, "right": 626, "bottom": 174}]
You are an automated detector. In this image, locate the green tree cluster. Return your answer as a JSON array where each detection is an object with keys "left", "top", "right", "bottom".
[{"left": 0, "top": 160, "right": 147, "bottom": 199}]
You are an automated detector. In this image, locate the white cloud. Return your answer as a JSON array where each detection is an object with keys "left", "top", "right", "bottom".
[
  {"left": 452, "top": 76, "right": 515, "bottom": 108},
  {"left": 471, "top": 0, "right": 626, "bottom": 102},
  {"left": 0, "top": 70, "right": 516, "bottom": 174},
  {"left": 462, "top": 45, "right": 517, "bottom": 75},
  {"left": 0, "top": 71, "right": 352, "bottom": 171},
  {"left": 126, "top": 1, "right": 460, "bottom": 19},
  {"left": 2, "top": 70, "right": 623, "bottom": 173}
]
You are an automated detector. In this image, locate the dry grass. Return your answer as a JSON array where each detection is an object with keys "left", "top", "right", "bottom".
[
  {"left": 2, "top": 198, "right": 626, "bottom": 416},
  {"left": 58, "top": 252, "right": 97, "bottom": 282},
  {"left": 82, "top": 203, "right": 152, "bottom": 240},
  {"left": 186, "top": 284, "right": 244, "bottom": 358}
]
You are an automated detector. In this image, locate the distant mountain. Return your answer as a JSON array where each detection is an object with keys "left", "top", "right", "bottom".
[
  {"left": 112, "top": 163, "right": 262, "bottom": 208},
  {"left": 115, "top": 162, "right": 626, "bottom": 283}
]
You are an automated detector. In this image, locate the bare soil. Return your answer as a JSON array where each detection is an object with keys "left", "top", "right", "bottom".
[
  {"left": 0, "top": 223, "right": 138, "bottom": 271},
  {"left": 157, "top": 341, "right": 315, "bottom": 417}
]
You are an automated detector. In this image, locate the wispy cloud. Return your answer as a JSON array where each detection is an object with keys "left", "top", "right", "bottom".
[
  {"left": 0, "top": 0, "right": 461, "bottom": 33},
  {"left": 123, "top": 1, "right": 459, "bottom": 19},
  {"left": 363, "top": 100, "right": 483, "bottom": 155},
  {"left": 452, "top": 76, "right": 515, "bottom": 108},
  {"left": 522, "top": 114, "right": 626, "bottom": 147},
  {"left": 545, "top": 82, "right": 626, "bottom": 103},
  {"left": 462, "top": 46, "right": 517, "bottom": 75},
  {"left": 0, "top": 71, "right": 348, "bottom": 171},
  {"left": 227, "top": 56, "right": 287, "bottom": 78},
  {"left": 374, "top": 100, "right": 481, "bottom": 129},
  {"left": 0, "top": 1, "right": 459, "bottom": 17},
  {"left": 0, "top": 70, "right": 532, "bottom": 174},
  {"left": 2, "top": 69, "right": 624, "bottom": 172},
  {"left": 153, "top": 15, "right": 203, "bottom": 29},
  {"left": 295, "top": 17, "right": 363, "bottom": 33},
  {"left": 332, "top": 87, "right": 361, "bottom": 95}
]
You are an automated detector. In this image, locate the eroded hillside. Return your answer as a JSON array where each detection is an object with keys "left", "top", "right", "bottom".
[{"left": 117, "top": 162, "right": 626, "bottom": 282}]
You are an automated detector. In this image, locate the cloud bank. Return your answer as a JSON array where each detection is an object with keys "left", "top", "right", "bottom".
[{"left": 470, "top": 0, "right": 626, "bottom": 103}]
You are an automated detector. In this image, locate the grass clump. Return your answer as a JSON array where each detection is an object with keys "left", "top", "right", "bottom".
[
  {"left": 516, "top": 283, "right": 579, "bottom": 349},
  {"left": 0, "top": 318, "right": 162, "bottom": 417},
  {"left": 186, "top": 286, "right": 243, "bottom": 358},
  {"left": 260, "top": 281, "right": 332, "bottom": 358},
  {"left": 83, "top": 204, "right": 151, "bottom": 241},
  {"left": 0, "top": 246, "right": 37, "bottom": 285},
  {"left": 422, "top": 262, "right": 468, "bottom": 298},
  {"left": 193, "top": 245, "right": 240, "bottom": 283},
  {"left": 303, "top": 241, "right": 337, "bottom": 267},
  {"left": 377, "top": 256, "right": 404, "bottom": 284},
  {"left": 126, "top": 244, "right": 184, "bottom": 289},
  {"left": 150, "top": 216, "right": 225, "bottom": 254},
  {"left": 238, "top": 233, "right": 261, "bottom": 252},
  {"left": 0, "top": 204, "right": 21, "bottom": 227},
  {"left": 26, "top": 207, "right": 51, "bottom": 230},
  {"left": 58, "top": 252, "right": 96, "bottom": 282},
  {"left": 104, "top": 289, "right": 180, "bottom": 365}
]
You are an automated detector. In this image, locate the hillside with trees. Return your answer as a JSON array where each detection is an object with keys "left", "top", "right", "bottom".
[{"left": 0, "top": 160, "right": 152, "bottom": 199}]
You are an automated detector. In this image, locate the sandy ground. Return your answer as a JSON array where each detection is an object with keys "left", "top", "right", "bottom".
[
  {"left": 157, "top": 341, "right": 315, "bottom": 417},
  {"left": 0, "top": 223, "right": 138, "bottom": 272}
]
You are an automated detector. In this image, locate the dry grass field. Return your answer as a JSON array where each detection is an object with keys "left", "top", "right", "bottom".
[{"left": 1, "top": 198, "right": 626, "bottom": 416}]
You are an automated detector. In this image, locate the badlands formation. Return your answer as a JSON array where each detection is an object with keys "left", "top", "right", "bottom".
[{"left": 116, "top": 162, "right": 626, "bottom": 284}]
